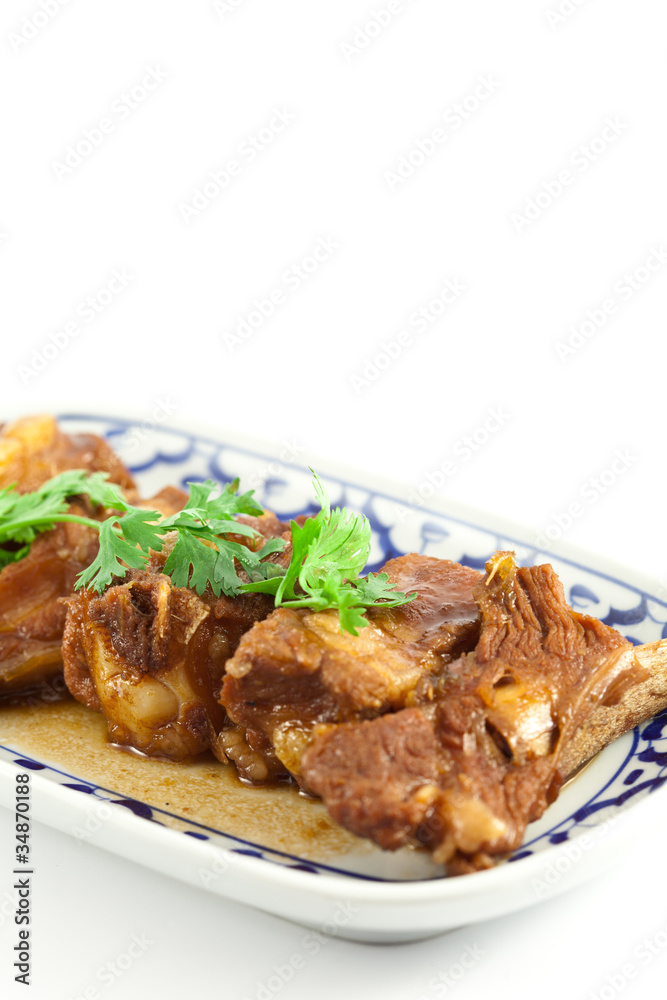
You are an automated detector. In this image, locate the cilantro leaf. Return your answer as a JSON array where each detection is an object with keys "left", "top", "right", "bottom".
[
  {"left": 0, "top": 470, "right": 129, "bottom": 543},
  {"left": 0, "top": 466, "right": 415, "bottom": 634},
  {"left": 160, "top": 479, "right": 264, "bottom": 532},
  {"left": 163, "top": 530, "right": 227, "bottom": 595},
  {"left": 241, "top": 471, "right": 415, "bottom": 633},
  {"left": 274, "top": 515, "right": 321, "bottom": 603},
  {"left": 31, "top": 469, "right": 128, "bottom": 510},
  {"left": 0, "top": 469, "right": 124, "bottom": 553},
  {"left": 0, "top": 491, "right": 69, "bottom": 545},
  {"left": 75, "top": 518, "right": 150, "bottom": 592},
  {"left": 352, "top": 571, "right": 416, "bottom": 608},
  {"left": 150, "top": 478, "right": 283, "bottom": 596},
  {"left": 114, "top": 507, "right": 165, "bottom": 553},
  {"left": 336, "top": 592, "right": 374, "bottom": 637}
]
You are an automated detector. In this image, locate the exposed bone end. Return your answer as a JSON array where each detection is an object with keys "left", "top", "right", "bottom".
[{"left": 560, "top": 639, "right": 667, "bottom": 780}]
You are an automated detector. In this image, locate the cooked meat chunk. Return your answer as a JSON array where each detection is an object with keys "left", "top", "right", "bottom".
[
  {"left": 64, "top": 569, "right": 242, "bottom": 759},
  {"left": 301, "top": 708, "right": 442, "bottom": 850},
  {"left": 0, "top": 483, "right": 189, "bottom": 699},
  {"left": 0, "top": 414, "right": 135, "bottom": 493},
  {"left": 0, "top": 512, "right": 101, "bottom": 696},
  {"left": 63, "top": 516, "right": 292, "bottom": 770},
  {"left": 220, "top": 556, "right": 482, "bottom": 782},
  {"left": 301, "top": 551, "right": 650, "bottom": 872},
  {"left": 0, "top": 416, "right": 144, "bottom": 697}
]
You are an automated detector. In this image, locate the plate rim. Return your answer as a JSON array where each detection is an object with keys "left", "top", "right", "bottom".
[{"left": 0, "top": 750, "right": 654, "bottom": 905}]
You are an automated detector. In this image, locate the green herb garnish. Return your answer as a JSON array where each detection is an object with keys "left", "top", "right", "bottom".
[
  {"left": 0, "top": 470, "right": 119, "bottom": 569},
  {"left": 74, "top": 477, "right": 284, "bottom": 596},
  {"left": 240, "top": 472, "right": 415, "bottom": 634},
  {"left": 0, "top": 469, "right": 414, "bottom": 633}
]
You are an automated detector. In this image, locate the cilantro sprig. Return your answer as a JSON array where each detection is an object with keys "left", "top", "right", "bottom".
[
  {"left": 0, "top": 468, "right": 414, "bottom": 634},
  {"left": 0, "top": 472, "right": 280, "bottom": 597},
  {"left": 240, "top": 472, "right": 415, "bottom": 634},
  {"left": 0, "top": 470, "right": 121, "bottom": 569},
  {"left": 75, "top": 477, "right": 284, "bottom": 596}
]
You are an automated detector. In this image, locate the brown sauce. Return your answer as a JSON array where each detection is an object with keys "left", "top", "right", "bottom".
[{"left": 0, "top": 696, "right": 375, "bottom": 863}]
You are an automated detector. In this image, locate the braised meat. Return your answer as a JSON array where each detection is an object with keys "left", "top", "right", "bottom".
[
  {"left": 0, "top": 416, "right": 143, "bottom": 697},
  {"left": 220, "top": 556, "right": 482, "bottom": 782},
  {"left": 63, "top": 566, "right": 254, "bottom": 759},
  {"left": 0, "top": 512, "right": 102, "bottom": 696},
  {"left": 62, "top": 515, "right": 292, "bottom": 771},
  {"left": 0, "top": 414, "right": 135, "bottom": 493},
  {"left": 301, "top": 552, "right": 650, "bottom": 872}
]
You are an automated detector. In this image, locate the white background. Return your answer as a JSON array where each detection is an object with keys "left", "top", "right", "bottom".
[{"left": 1, "top": 0, "right": 666, "bottom": 996}]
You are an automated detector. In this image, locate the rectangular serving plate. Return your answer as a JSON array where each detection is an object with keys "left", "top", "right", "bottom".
[{"left": 0, "top": 412, "right": 665, "bottom": 942}]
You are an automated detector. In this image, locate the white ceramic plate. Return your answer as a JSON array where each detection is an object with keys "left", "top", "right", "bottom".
[{"left": 0, "top": 412, "right": 666, "bottom": 942}]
